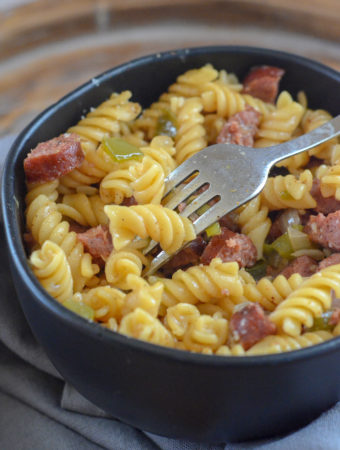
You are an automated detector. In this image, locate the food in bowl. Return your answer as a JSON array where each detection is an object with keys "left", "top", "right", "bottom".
[{"left": 23, "top": 62, "right": 340, "bottom": 356}]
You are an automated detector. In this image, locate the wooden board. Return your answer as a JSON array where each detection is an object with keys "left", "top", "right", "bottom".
[{"left": 0, "top": 0, "right": 339, "bottom": 137}]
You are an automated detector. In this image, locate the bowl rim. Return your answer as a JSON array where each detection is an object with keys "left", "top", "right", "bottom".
[{"left": 2, "top": 44, "right": 340, "bottom": 368}]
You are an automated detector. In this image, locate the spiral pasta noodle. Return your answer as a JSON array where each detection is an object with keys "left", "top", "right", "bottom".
[
  {"left": 255, "top": 91, "right": 304, "bottom": 148},
  {"left": 152, "top": 259, "right": 243, "bottom": 308},
  {"left": 104, "top": 204, "right": 195, "bottom": 254},
  {"left": 302, "top": 109, "right": 339, "bottom": 161},
  {"left": 119, "top": 307, "right": 175, "bottom": 347},
  {"left": 26, "top": 195, "right": 99, "bottom": 291},
  {"left": 30, "top": 240, "right": 73, "bottom": 302},
  {"left": 105, "top": 249, "right": 148, "bottom": 290},
  {"left": 318, "top": 164, "right": 340, "bottom": 200},
  {"left": 60, "top": 92, "right": 141, "bottom": 190},
  {"left": 201, "top": 81, "right": 273, "bottom": 118},
  {"left": 141, "top": 136, "right": 176, "bottom": 176},
  {"left": 237, "top": 196, "right": 271, "bottom": 260},
  {"left": 130, "top": 156, "right": 165, "bottom": 204},
  {"left": 82, "top": 286, "right": 126, "bottom": 322},
  {"left": 246, "top": 331, "right": 332, "bottom": 355},
  {"left": 261, "top": 169, "right": 316, "bottom": 211},
  {"left": 173, "top": 97, "right": 207, "bottom": 164},
  {"left": 58, "top": 193, "right": 108, "bottom": 227},
  {"left": 241, "top": 273, "right": 304, "bottom": 312},
  {"left": 270, "top": 264, "right": 340, "bottom": 336}
]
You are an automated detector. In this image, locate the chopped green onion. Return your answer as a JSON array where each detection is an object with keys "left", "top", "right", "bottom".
[
  {"left": 206, "top": 222, "right": 221, "bottom": 238},
  {"left": 102, "top": 137, "right": 143, "bottom": 162},
  {"left": 155, "top": 109, "right": 177, "bottom": 137},
  {"left": 271, "top": 232, "right": 294, "bottom": 259},
  {"left": 306, "top": 312, "right": 334, "bottom": 332},
  {"left": 63, "top": 299, "right": 95, "bottom": 320},
  {"left": 287, "top": 225, "right": 313, "bottom": 251},
  {"left": 245, "top": 260, "right": 268, "bottom": 281}
]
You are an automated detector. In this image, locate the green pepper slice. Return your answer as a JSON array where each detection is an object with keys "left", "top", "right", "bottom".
[
  {"left": 102, "top": 137, "right": 143, "bottom": 162},
  {"left": 155, "top": 109, "right": 177, "bottom": 137}
]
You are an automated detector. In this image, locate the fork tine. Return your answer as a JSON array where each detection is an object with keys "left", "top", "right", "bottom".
[
  {"left": 192, "top": 197, "right": 232, "bottom": 235},
  {"left": 164, "top": 160, "right": 200, "bottom": 196},
  {"left": 163, "top": 173, "right": 205, "bottom": 210},
  {"left": 179, "top": 187, "right": 216, "bottom": 218}
]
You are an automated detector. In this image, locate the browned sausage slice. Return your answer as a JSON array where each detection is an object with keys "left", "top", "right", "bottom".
[
  {"left": 200, "top": 227, "right": 257, "bottom": 268},
  {"left": 216, "top": 106, "right": 261, "bottom": 146},
  {"left": 229, "top": 303, "right": 277, "bottom": 350},
  {"left": 24, "top": 133, "right": 84, "bottom": 183},
  {"left": 242, "top": 65, "right": 285, "bottom": 103}
]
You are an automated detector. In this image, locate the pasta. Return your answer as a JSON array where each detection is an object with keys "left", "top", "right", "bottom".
[
  {"left": 261, "top": 170, "right": 316, "bottom": 211},
  {"left": 104, "top": 204, "right": 195, "bottom": 253},
  {"left": 30, "top": 240, "right": 73, "bottom": 302},
  {"left": 270, "top": 264, "right": 340, "bottom": 336},
  {"left": 26, "top": 195, "right": 99, "bottom": 291},
  {"left": 23, "top": 62, "right": 340, "bottom": 356}
]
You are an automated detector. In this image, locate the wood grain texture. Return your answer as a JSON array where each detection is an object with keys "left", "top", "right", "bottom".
[{"left": 0, "top": 0, "right": 339, "bottom": 137}]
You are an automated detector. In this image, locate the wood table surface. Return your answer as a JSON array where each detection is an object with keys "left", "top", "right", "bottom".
[{"left": 0, "top": 0, "right": 339, "bottom": 137}]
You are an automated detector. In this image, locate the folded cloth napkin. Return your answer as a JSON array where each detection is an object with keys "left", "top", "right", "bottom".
[{"left": 0, "top": 135, "right": 339, "bottom": 450}]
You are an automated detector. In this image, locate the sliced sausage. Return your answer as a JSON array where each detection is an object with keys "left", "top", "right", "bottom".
[
  {"left": 319, "top": 253, "right": 340, "bottom": 270},
  {"left": 216, "top": 106, "right": 261, "bottom": 146},
  {"left": 330, "top": 308, "right": 340, "bottom": 326},
  {"left": 229, "top": 303, "right": 277, "bottom": 350},
  {"left": 200, "top": 227, "right": 257, "bottom": 267},
  {"left": 161, "top": 236, "right": 207, "bottom": 274},
  {"left": 121, "top": 195, "right": 138, "bottom": 206},
  {"left": 218, "top": 211, "right": 239, "bottom": 232},
  {"left": 24, "top": 133, "right": 84, "bottom": 184},
  {"left": 77, "top": 225, "right": 113, "bottom": 266},
  {"left": 242, "top": 65, "right": 285, "bottom": 104},
  {"left": 310, "top": 179, "right": 340, "bottom": 214},
  {"left": 305, "top": 211, "right": 340, "bottom": 251},
  {"left": 280, "top": 255, "right": 318, "bottom": 278}
]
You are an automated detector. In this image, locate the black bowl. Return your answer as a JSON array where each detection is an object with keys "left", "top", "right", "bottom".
[{"left": 2, "top": 46, "right": 340, "bottom": 443}]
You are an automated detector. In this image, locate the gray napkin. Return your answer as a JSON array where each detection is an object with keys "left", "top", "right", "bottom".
[{"left": 0, "top": 135, "right": 339, "bottom": 450}]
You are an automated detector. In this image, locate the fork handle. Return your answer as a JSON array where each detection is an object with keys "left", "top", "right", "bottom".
[{"left": 262, "top": 114, "right": 340, "bottom": 167}]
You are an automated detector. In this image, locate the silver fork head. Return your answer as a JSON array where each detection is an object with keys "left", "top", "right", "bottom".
[{"left": 142, "top": 143, "right": 271, "bottom": 276}]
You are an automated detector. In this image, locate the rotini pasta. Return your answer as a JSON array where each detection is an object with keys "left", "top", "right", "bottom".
[
  {"left": 23, "top": 62, "right": 340, "bottom": 356},
  {"left": 261, "top": 170, "right": 316, "bottom": 211},
  {"left": 270, "top": 264, "right": 340, "bottom": 336},
  {"left": 104, "top": 204, "right": 195, "bottom": 253},
  {"left": 30, "top": 240, "right": 73, "bottom": 302}
]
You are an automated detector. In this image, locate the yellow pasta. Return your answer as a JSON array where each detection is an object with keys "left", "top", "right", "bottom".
[
  {"left": 270, "top": 264, "right": 340, "bottom": 336},
  {"left": 23, "top": 63, "right": 340, "bottom": 356},
  {"left": 201, "top": 81, "right": 272, "bottom": 118},
  {"left": 182, "top": 313, "right": 229, "bottom": 353},
  {"left": 105, "top": 249, "right": 148, "bottom": 290},
  {"left": 246, "top": 331, "right": 332, "bottom": 355},
  {"left": 237, "top": 196, "right": 271, "bottom": 260},
  {"left": 82, "top": 286, "right": 126, "bottom": 322},
  {"left": 152, "top": 259, "right": 243, "bottom": 309},
  {"left": 141, "top": 136, "right": 177, "bottom": 176},
  {"left": 173, "top": 97, "right": 207, "bottom": 164},
  {"left": 261, "top": 170, "right": 316, "bottom": 211},
  {"left": 30, "top": 240, "right": 73, "bottom": 302},
  {"left": 104, "top": 204, "right": 195, "bottom": 254},
  {"left": 58, "top": 193, "right": 108, "bottom": 227},
  {"left": 255, "top": 91, "right": 304, "bottom": 147},
  {"left": 26, "top": 195, "right": 99, "bottom": 291},
  {"left": 130, "top": 156, "right": 165, "bottom": 204},
  {"left": 242, "top": 273, "right": 304, "bottom": 312},
  {"left": 119, "top": 308, "right": 175, "bottom": 347}
]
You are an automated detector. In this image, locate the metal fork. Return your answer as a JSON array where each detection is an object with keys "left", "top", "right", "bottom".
[{"left": 143, "top": 115, "right": 340, "bottom": 276}]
